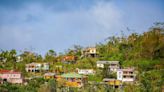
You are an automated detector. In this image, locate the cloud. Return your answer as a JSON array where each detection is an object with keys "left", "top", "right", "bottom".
[
  {"left": 0, "top": 1, "right": 123, "bottom": 54},
  {"left": 1, "top": 0, "right": 164, "bottom": 55}
]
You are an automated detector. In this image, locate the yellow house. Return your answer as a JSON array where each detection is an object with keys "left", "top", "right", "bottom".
[
  {"left": 103, "top": 78, "right": 122, "bottom": 88},
  {"left": 60, "top": 72, "right": 87, "bottom": 87},
  {"left": 44, "top": 73, "right": 55, "bottom": 79},
  {"left": 65, "top": 81, "right": 79, "bottom": 87}
]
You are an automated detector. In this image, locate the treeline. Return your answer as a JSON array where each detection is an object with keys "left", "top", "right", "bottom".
[
  {"left": 97, "top": 23, "right": 164, "bottom": 61},
  {"left": 94, "top": 23, "right": 164, "bottom": 92},
  {"left": 1, "top": 23, "right": 163, "bottom": 70},
  {"left": 0, "top": 23, "right": 164, "bottom": 92}
]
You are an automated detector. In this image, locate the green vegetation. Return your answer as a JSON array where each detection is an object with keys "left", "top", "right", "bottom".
[{"left": 0, "top": 23, "right": 164, "bottom": 92}]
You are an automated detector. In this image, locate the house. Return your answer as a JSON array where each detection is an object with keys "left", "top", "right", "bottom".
[
  {"left": 25, "top": 62, "right": 49, "bottom": 72},
  {"left": 82, "top": 47, "right": 97, "bottom": 57},
  {"left": 60, "top": 72, "right": 87, "bottom": 87},
  {"left": 76, "top": 68, "right": 95, "bottom": 75},
  {"left": 62, "top": 56, "right": 77, "bottom": 63},
  {"left": 0, "top": 70, "right": 23, "bottom": 84},
  {"left": 16, "top": 56, "right": 23, "bottom": 62},
  {"left": 117, "top": 68, "right": 135, "bottom": 82},
  {"left": 97, "top": 61, "right": 120, "bottom": 72},
  {"left": 103, "top": 78, "right": 122, "bottom": 88},
  {"left": 44, "top": 73, "right": 56, "bottom": 79}
]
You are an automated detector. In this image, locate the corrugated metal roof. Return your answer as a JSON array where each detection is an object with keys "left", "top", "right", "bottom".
[
  {"left": 0, "top": 70, "right": 21, "bottom": 74},
  {"left": 117, "top": 68, "right": 134, "bottom": 71},
  {"left": 103, "top": 78, "right": 116, "bottom": 81},
  {"left": 44, "top": 73, "right": 56, "bottom": 76},
  {"left": 97, "top": 61, "right": 119, "bottom": 64},
  {"left": 61, "top": 73, "right": 83, "bottom": 78}
]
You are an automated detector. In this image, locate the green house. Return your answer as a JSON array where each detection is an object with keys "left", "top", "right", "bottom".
[{"left": 60, "top": 72, "right": 87, "bottom": 87}]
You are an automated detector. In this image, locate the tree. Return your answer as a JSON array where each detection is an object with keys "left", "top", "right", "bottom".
[
  {"left": 102, "top": 64, "right": 110, "bottom": 78},
  {"left": 45, "top": 50, "right": 57, "bottom": 64},
  {"left": 49, "top": 79, "right": 57, "bottom": 92},
  {"left": 38, "top": 79, "right": 57, "bottom": 92}
]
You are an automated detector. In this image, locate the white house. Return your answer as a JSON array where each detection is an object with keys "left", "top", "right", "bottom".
[
  {"left": 97, "top": 61, "right": 120, "bottom": 72},
  {"left": 82, "top": 47, "right": 97, "bottom": 57},
  {"left": 16, "top": 56, "right": 23, "bottom": 62},
  {"left": 76, "top": 68, "right": 95, "bottom": 75},
  {"left": 117, "top": 68, "right": 135, "bottom": 82},
  {"left": 25, "top": 62, "right": 49, "bottom": 72}
]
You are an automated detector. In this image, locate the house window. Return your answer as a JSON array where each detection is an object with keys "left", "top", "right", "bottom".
[{"left": 13, "top": 74, "right": 15, "bottom": 77}]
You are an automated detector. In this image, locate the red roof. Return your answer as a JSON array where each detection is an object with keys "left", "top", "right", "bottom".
[{"left": 0, "top": 70, "right": 21, "bottom": 74}]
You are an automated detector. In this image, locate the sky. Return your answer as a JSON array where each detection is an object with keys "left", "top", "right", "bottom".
[{"left": 0, "top": 0, "right": 164, "bottom": 55}]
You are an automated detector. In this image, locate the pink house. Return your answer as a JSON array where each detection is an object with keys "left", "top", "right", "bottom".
[{"left": 0, "top": 70, "right": 23, "bottom": 84}]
